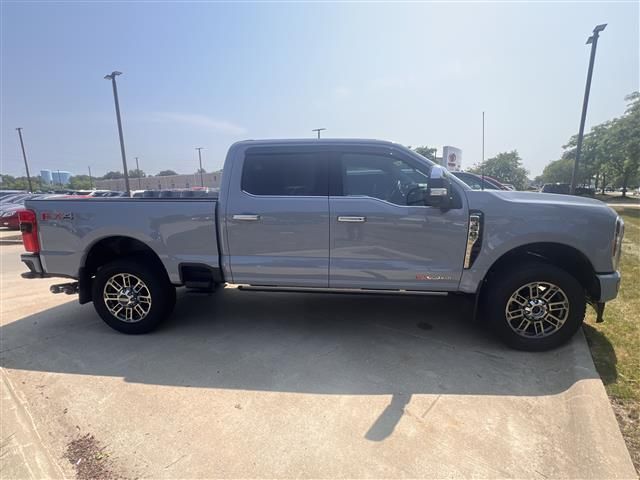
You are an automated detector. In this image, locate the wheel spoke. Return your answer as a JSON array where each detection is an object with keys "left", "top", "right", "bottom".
[
  {"left": 515, "top": 318, "right": 530, "bottom": 332},
  {"left": 541, "top": 285, "right": 559, "bottom": 301},
  {"left": 507, "top": 309, "right": 524, "bottom": 321}
]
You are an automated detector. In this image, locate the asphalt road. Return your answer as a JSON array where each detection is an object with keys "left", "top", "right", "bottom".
[{"left": 0, "top": 239, "right": 636, "bottom": 479}]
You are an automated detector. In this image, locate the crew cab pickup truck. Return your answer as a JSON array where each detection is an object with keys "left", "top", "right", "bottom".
[{"left": 18, "top": 139, "right": 624, "bottom": 351}]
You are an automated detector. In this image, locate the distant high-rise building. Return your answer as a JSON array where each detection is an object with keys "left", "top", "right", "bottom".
[
  {"left": 40, "top": 169, "right": 72, "bottom": 186},
  {"left": 40, "top": 170, "right": 53, "bottom": 184}
]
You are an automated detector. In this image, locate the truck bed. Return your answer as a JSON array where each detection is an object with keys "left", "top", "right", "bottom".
[{"left": 25, "top": 198, "right": 219, "bottom": 284}]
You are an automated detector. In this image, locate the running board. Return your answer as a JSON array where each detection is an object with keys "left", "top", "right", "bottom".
[{"left": 236, "top": 285, "right": 448, "bottom": 296}]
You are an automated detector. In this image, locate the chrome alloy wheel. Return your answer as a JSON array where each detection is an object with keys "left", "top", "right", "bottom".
[
  {"left": 103, "top": 273, "right": 152, "bottom": 323},
  {"left": 505, "top": 281, "right": 570, "bottom": 338}
]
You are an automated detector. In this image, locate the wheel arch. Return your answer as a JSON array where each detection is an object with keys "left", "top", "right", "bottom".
[
  {"left": 79, "top": 236, "right": 168, "bottom": 304},
  {"left": 481, "top": 242, "right": 600, "bottom": 301}
]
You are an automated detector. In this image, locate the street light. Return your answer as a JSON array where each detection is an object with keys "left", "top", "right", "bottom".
[
  {"left": 88, "top": 166, "right": 93, "bottom": 189},
  {"left": 196, "top": 147, "right": 204, "bottom": 187},
  {"left": 312, "top": 128, "right": 326, "bottom": 139},
  {"left": 570, "top": 24, "right": 607, "bottom": 194},
  {"left": 104, "top": 71, "right": 131, "bottom": 196},
  {"left": 15, "top": 128, "right": 33, "bottom": 192},
  {"left": 135, "top": 157, "right": 142, "bottom": 189}
]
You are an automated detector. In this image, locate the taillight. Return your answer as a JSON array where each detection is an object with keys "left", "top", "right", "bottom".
[{"left": 18, "top": 209, "right": 40, "bottom": 253}]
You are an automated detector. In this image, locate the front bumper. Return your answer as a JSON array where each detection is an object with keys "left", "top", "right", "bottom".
[{"left": 596, "top": 271, "right": 621, "bottom": 302}]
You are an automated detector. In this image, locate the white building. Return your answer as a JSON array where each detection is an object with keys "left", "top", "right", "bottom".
[{"left": 40, "top": 169, "right": 72, "bottom": 185}]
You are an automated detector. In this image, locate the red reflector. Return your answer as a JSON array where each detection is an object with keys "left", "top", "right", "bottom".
[{"left": 18, "top": 209, "right": 40, "bottom": 253}]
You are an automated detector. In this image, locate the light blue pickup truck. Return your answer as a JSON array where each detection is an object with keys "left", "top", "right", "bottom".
[{"left": 19, "top": 139, "right": 624, "bottom": 351}]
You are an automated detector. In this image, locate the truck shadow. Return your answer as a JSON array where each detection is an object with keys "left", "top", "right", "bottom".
[{"left": 0, "top": 287, "right": 604, "bottom": 441}]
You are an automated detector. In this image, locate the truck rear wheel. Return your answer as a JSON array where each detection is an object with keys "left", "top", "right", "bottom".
[
  {"left": 486, "top": 262, "right": 586, "bottom": 351},
  {"left": 92, "top": 259, "right": 176, "bottom": 334}
]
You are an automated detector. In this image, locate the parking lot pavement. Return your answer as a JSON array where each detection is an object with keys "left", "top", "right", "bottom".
[{"left": 0, "top": 243, "right": 636, "bottom": 479}]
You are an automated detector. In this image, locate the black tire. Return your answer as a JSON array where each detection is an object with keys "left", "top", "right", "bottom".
[
  {"left": 485, "top": 262, "right": 586, "bottom": 351},
  {"left": 92, "top": 258, "right": 176, "bottom": 334}
]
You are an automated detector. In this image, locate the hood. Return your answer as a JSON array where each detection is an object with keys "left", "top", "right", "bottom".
[{"left": 484, "top": 190, "right": 612, "bottom": 209}]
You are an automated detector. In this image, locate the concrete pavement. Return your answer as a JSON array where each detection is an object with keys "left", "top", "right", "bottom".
[{"left": 0, "top": 242, "right": 636, "bottom": 479}]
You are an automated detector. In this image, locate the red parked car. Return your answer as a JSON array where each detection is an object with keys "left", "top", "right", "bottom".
[{"left": 1, "top": 203, "right": 24, "bottom": 229}]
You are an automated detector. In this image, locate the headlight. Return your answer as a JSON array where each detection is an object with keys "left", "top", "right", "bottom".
[{"left": 612, "top": 216, "right": 624, "bottom": 270}]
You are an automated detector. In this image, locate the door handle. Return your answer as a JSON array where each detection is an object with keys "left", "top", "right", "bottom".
[
  {"left": 233, "top": 214, "right": 261, "bottom": 221},
  {"left": 337, "top": 216, "right": 366, "bottom": 223}
]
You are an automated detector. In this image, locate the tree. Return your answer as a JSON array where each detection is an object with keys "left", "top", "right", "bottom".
[
  {"left": 468, "top": 150, "right": 529, "bottom": 190},
  {"left": 550, "top": 91, "right": 640, "bottom": 196},
  {"left": 541, "top": 157, "right": 574, "bottom": 184},
  {"left": 411, "top": 146, "right": 437, "bottom": 162},
  {"left": 157, "top": 170, "right": 178, "bottom": 176},
  {"left": 129, "top": 169, "right": 146, "bottom": 178},
  {"left": 604, "top": 93, "right": 640, "bottom": 196},
  {"left": 1, "top": 174, "right": 30, "bottom": 190},
  {"left": 69, "top": 175, "right": 93, "bottom": 190},
  {"left": 102, "top": 171, "right": 124, "bottom": 180}
]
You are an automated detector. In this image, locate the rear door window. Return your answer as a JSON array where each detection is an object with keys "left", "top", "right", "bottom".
[{"left": 241, "top": 152, "right": 328, "bottom": 196}]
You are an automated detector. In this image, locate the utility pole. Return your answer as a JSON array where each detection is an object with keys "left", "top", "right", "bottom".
[
  {"left": 571, "top": 24, "right": 607, "bottom": 195},
  {"left": 15, "top": 128, "right": 33, "bottom": 192},
  {"left": 481, "top": 111, "right": 485, "bottom": 191},
  {"left": 196, "top": 147, "right": 204, "bottom": 187},
  {"left": 57, "top": 169, "right": 62, "bottom": 188},
  {"left": 104, "top": 71, "right": 131, "bottom": 195},
  {"left": 312, "top": 128, "right": 326, "bottom": 139},
  {"left": 88, "top": 166, "right": 93, "bottom": 189},
  {"left": 135, "top": 157, "right": 142, "bottom": 189}
]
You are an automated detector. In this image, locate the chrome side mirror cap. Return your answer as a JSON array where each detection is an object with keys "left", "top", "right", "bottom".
[{"left": 426, "top": 166, "right": 451, "bottom": 210}]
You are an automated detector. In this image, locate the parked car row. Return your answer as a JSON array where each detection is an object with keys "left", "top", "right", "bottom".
[
  {"left": 1, "top": 193, "right": 65, "bottom": 229},
  {"left": 131, "top": 188, "right": 218, "bottom": 198},
  {"left": 449, "top": 172, "right": 511, "bottom": 191}
]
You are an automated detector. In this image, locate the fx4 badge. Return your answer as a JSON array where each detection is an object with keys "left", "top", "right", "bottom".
[{"left": 41, "top": 212, "right": 74, "bottom": 221}]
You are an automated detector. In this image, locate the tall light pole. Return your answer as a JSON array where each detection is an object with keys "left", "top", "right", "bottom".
[
  {"left": 104, "top": 71, "right": 131, "bottom": 195},
  {"left": 135, "top": 156, "right": 142, "bottom": 189},
  {"left": 196, "top": 147, "right": 204, "bottom": 187},
  {"left": 481, "top": 111, "right": 485, "bottom": 191},
  {"left": 15, "top": 128, "right": 33, "bottom": 192},
  {"left": 571, "top": 24, "right": 607, "bottom": 194},
  {"left": 88, "top": 166, "right": 93, "bottom": 189},
  {"left": 312, "top": 128, "right": 326, "bottom": 139}
]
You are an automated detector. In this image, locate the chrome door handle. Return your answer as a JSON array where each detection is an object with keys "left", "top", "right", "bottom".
[
  {"left": 337, "top": 216, "right": 366, "bottom": 223},
  {"left": 233, "top": 214, "right": 261, "bottom": 221}
]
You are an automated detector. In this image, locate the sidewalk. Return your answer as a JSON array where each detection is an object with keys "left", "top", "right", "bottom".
[{"left": 0, "top": 369, "right": 65, "bottom": 479}]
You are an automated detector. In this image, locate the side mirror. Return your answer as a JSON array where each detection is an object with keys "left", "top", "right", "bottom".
[{"left": 426, "top": 165, "right": 451, "bottom": 210}]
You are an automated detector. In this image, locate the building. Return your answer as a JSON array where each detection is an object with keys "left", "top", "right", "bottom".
[
  {"left": 40, "top": 169, "right": 72, "bottom": 185},
  {"left": 95, "top": 171, "right": 222, "bottom": 192}
]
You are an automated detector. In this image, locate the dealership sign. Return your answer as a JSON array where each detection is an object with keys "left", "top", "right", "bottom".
[{"left": 442, "top": 146, "right": 462, "bottom": 171}]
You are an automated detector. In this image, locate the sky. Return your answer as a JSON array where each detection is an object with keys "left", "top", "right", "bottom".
[{"left": 1, "top": 2, "right": 638, "bottom": 178}]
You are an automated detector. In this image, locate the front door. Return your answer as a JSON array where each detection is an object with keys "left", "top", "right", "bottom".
[
  {"left": 329, "top": 147, "right": 468, "bottom": 291},
  {"left": 225, "top": 147, "right": 329, "bottom": 287}
]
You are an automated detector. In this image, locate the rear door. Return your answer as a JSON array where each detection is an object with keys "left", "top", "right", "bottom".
[
  {"left": 329, "top": 146, "right": 468, "bottom": 291},
  {"left": 224, "top": 146, "right": 330, "bottom": 287}
]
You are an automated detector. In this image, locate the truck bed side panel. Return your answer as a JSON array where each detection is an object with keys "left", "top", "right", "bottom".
[{"left": 25, "top": 199, "right": 218, "bottom": 283}]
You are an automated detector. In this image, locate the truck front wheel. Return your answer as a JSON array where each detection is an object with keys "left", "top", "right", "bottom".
[
  {"left": 92, "top": 259, "right": 176, "bottom": 334},
  {"left": 486, "top": 262, "right": 586, "bottom": 351}
]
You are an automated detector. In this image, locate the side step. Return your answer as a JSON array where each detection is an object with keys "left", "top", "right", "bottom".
[{"left": 237, "top": 285, "right": 448, "bottom": 297}]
